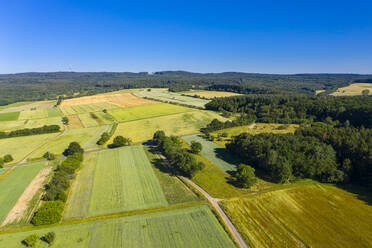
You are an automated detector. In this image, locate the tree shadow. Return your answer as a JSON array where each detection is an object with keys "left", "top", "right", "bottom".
[{"left": 337, "top": 184, "right": 372, "bottom": 206}]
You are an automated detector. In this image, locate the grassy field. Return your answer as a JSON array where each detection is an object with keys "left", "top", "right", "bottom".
[
  {"left": 66, "top": 115, "right": 84, "bottom": 129},
  {"left": 94, "top": 111, "right": 116, "bottom": 124},
  {"left": 134, "top": 88, "right": 211, "bottom": 108},
  {"left": 78, "top": 113, "right": 99, "bottom": 127},
  {"left": 0, "top": 168, "right": 7, "bottom": 176},
  {"left": 183, "top": 134, "right": 237, "bottom": 173},
  {"left": 18, "top": 109, "right": 49, "bottom": 120},
  {"left": 220, "top": 183, "right": 372, "bottom": 248},
  {"left": 331, "top": 83, "right": 372, "bottom": 96},
  {"left": 0, "top": 117, "right": 64, "bottom": 132},
  {"left": 110, "top": 110, "right": 227, "bottom": 143},
  {"left": 46, "top": 107, "right": 61, "bottom": 117},
  {"left": 31, "top": 127, "right": 99, "bottom": 158},
  {"left": 0, "top": 112, "right": 20, "bottom": 122},
  {"left": 0, "top": 102, "right": 33, "bottom": 112},
  {"left": 0, "top": 101, "right": 55, "bottom": 114},
  {"left": 212, "top": 123, "right": 298, "bottom": 147},
  {"left": 59, "top": 102, "right": 118, "bottom": 115},
  {"left": 183, "top": 90, "right": 242, "bottom": 98},
  {"left": 0, "top": 206, "right": 235, "bottom": 248},
  {"left": 0, "top": 162, "right": 45, "bottom": 224},
  {"left": 0, "top": 133, "right": 60, "bottom": 163},
  {"left": 144, "top": 146, "right": 201, "bottom": 204},
  {"left": 64, "top": 146, "right": 168, "bottom": 218},
  {"left": 108, "top": 103, "right": 192, "bottom": 122},
  {"left": 82, "top": 125, "right": 111, "bottom": 150}
]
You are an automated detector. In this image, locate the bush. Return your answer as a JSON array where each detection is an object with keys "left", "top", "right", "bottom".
[
  {"left": 31, "top": 201, "right": 64, "bottom": 226},
  {"left": 235, "top": 164, "right": 257, "bottom": 188},
  {"left": 43, "top": 152, "right": 55, "bottom": 160},
  {"left": 63, "top": 142, "right": 84, "bottom": 156},
  {"left": 190, "top": 141, "right": 202, "bottom": 154},
  {"left": 109, "top": 136, "right": 132, "bottom": 148},
  {"left": 23, "top": 234, "right": 39, "bottom": 247},
  {"left": 3, "top": 154, "right": 13, "bottom": 163},
  {"left": 41, "top": 232, "right": 56, "bottom": 246},
  {"left": 97, "top": 132, "right": 110, "bottom": 145}
]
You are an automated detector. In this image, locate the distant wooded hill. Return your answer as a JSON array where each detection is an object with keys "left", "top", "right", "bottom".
[{"left": 0, "top": 71, "right": 371, "bottom": 105}]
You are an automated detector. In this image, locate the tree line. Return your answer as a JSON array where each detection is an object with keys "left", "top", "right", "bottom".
[{"left": 0, "top": 125, "right": 60, "bottom": 139}]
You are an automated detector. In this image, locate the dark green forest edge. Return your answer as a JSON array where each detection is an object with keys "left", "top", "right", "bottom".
[{"left": 1, "top": 71, "right": 372, "bottom": 105}]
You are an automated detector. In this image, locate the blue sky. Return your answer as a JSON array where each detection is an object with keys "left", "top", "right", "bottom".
[{"left": 1, "top": 0, "right": 372, "bottom": 74}]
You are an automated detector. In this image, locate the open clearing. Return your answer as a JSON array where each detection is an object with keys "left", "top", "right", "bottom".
[
  {"left": 108, "top": 103, "right": 192, "bottom": 122},
  {"left": 0, "top": 133, "right": 60, "bottom": 162},
  {"left": 31, "top": 127, "right": 99, "bottom": 158},
  {"left": 220, "top": 183, "right": 372, "bottom": 248},
  {"left": 61, "top": 93, "right": 159, "bottom": 108},
  {"left": 134, "top": 88, "right": 211, "bottom": 108},
  {"left": 0, "top": 112, "right": 20, "bottom": 122},
  {"left": 0, "top": 206, "right": 235, "bottom": 248},
  {"left": 2, "top": 166, "right": 52, "bottom": 226},
  {"left": 0, "top": 101, "right": 55, "bottom": 114},
  {"left": 331, "top": 83, "right": 372, "bottom": 96},
  {"left": 64, "top": 146, "right": 168, "bottom": 218},
  {"left": 183, "top": 90, "right": 242, "bottom": 98},
  {"left": 59, "top": 102, "right": 119, "bottom": 115},
  {"left": 110, "top": 110, "right": 227, "bottom": 143},
  {"left": 0, "top": 162, "right": 45, "bottom": 224}
]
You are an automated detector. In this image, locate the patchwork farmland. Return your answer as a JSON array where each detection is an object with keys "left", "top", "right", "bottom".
[{"left": 183, "top": 90, "right": 241, "bottom": 98}]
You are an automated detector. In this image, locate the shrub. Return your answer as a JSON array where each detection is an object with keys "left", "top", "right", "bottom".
[
  {"left": 109, "top": 136, "right": 132, "bottom": 148},
  {"left": 23, "top": 234, "right": 39, "bottom": 247},
  {"left": 3, "top": 154, "right": 13, "bottom": 163},
  {"left": 63, "top": 142, "right": 84, "bottom": 156},
  {"left": 31, "top": 201, "right": 64, "bottom": 226},
  {"left": 190, "top": 141, "right": 202, "bottom": 154},
  {"left": 43, "top": 152, "right": 55, "bottom": 160},
  {"left": 41, "top": 232, "right": 56, "bottom": 246}
]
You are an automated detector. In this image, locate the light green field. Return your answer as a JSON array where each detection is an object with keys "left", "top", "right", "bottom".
[
  {"left": 31, "top": 127, "right": 99, "bottom": 158},
  {"left": 64, "top": 146, "right": 168, "bottom": 218},
  {"left": 0, "top": 101, "right": 54, "bottom": 114},
  {"left": 108, "top": 103, "right": 192, "bottom": 122},
  {"left": 82, "top": 125, "right": 111, "bottom": 150},
  {"left": 46, "top": 107, "right": 61, "bottom": 117},
  {"left": 0, "top": 162, "right": 45, "bottom": 224},
  {"left": 0, "top": 133, "right": 60, "bottom": 163},
  {"left": 0, "top": 112, "right": 20, "bottom": 122},
  {"left": 18, "top": 109, "right": 49, "bottom": 120},
  {"left": 183, "top": 134, "right": 237, "bottom": 173},
  {"left": 221, "top": 183, "right": 372, "bottom": 248},
  {"left": 134, "top": 88, "right": 211, "bottom": 108},
  {"left": 94, "top": 111, "right": 116, "bottom": 124},
  {"left": 59, "top": 102, "right": 118, "bottom": 115},
  {"left": 212, "top": 123, "right": 298, "bottom": 147},
  {"left": 78, "top": 113, "right": 99, "bottom": 127},
  {"left": 0, "top": 168, "right": 8, "bottom": 176},
  {"left": 110, "top": 110, "right": 227, "bottom": 143},
  {"left": 331, "top": 83, "right": 372, "bottom": 96},
  {"left": 0, "top": 117, "right": 63, "bottom": 132},
  {"left": 0, "top": 206, "right": 235, "bottom": 248}
]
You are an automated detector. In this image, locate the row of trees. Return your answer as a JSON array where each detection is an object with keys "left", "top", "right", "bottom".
[
  {"left": 0, "top": 125, "right": 60, "bottom": 139},
  {"left": 201, "top": 115, "right": 255, "bottom": 133},
  {"left": 153, "top": 131, "right": 204, "bottom": 177},
  {"left": 23, "top": 232, "right": 55, "bottom": 247},
  {"left": 32, "top": 142, "right": 84, "bottom": 226},
  {"left": 205, "top": 95, "right": 372, "bottom": 128}
]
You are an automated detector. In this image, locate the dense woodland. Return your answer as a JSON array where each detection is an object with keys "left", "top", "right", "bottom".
[{"left": 0, "top": 71, "right": 370, "bottom": 105}]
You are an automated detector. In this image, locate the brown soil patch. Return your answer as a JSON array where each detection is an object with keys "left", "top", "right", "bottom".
[
  {"left": 61, "top": 93, "right": 160, "bottom": 108},
  {"left": 2, "top": 166, "right": 52, "bottom": 226},
  {"left": 67, "top": 115, "right": 84, "bottom": 129}
]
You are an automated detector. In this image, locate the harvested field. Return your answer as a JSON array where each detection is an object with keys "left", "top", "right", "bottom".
[
  {"left": 0, "top": 206, "right": 235, "bottom": 248},
  {"left": 134, "top": 88, "right": 210, "bottom": 108},
  {"left": 221, "top": 183, "right": 372, "bottom": 248},
  {"left": 0, "top": 112, "right": 20, "bottom": 122},
  {"left": 0, "top": 117, "right": 63, "bottom": 132},
  {"left": 59, "top": 102, "right": 118, "bottom": 115},
  {"left": 78, "top": 113, "right": 99, "bottom": 127},
  {"left": 67, "top": 115, "right": 84, "bottom": 129},
  {"left": 0, "top": 101, "right": 54, "bottom": 113},
  {"left": 183, "top": 90, "right": 242, "bottom": 98},
  {"left": 108, "top": 103, "right": 192, "bottom": 122},
  {"left": 2, "top": 166, "right": 52, "bottom": 226},
  {"left": 61, "top": 93, "right": 159, "bottom": 108},
  {"left": 110, "top": 110, "right": 227, "bottom": 143},
  {"left": 331, "top": 83, "right": 372, "bottom": 96},
  {"left": 0, "top": 162, "right": 45, "bottom": 224}
]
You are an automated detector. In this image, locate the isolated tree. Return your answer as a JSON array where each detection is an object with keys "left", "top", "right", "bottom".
[
  {"left": 63, "top": 142, "right": 84, "bottom": 156},
  {"left": 153, "top": 130, "right": 166, "bottom": 145},
  {"left": 23, "top": 234, "right": 39, "bottom": 247},
  {"left": 41, "top": 232, "right": 56, "bottom": 246},
  {"left": 110, "top": 136, "right": 131, "bottom": 148},
  {"left": 235, "top": 164, "right": 257, "bottom": 188},
  {"left": 43, "top": 152, "right": 55, "bottom": 161},
  {"left": 61, "top": 117, "right": 69, "bottom": 125},
  {"left": 103, "top": 109, "right": 107, "bottom": 113},
  {"left": 190, "top": 141, "right": 202, "bottom": 154},
  {"left": 3, "top": 154, "right": 13, "bottom": 163},
  {"left": 362, "top": 89, "right": 370, "bottom": 96}
]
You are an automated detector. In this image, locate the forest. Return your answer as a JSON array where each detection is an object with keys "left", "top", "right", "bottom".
[{"left": 0, "top": 71, "right": 370, "bottom": 105}]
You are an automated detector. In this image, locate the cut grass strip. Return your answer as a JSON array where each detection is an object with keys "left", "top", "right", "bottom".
[{"left": 0, "top": 112, "right": 20, "bottom": 122}]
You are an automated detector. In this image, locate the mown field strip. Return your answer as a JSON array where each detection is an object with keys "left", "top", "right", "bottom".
[
  {"left": 183, "top": 134, "right": 237, "bottom": 173},
  {"left": 18, "top": 109, "right": 48, "bottom": 120},
  {"left": 0, "top": 205, "right": 236, "bottom": 248},
  {"left": 78, "top": 113, "right": 99, "bottom": 127},
  {"left": 0, "top": 112, "right": 20, "bottom": 121},
  {"left": 0, "top": 162, "right": 45, "bottom": 224},
  {"left": 82, "top": 125, "right": 111, "bottom": 150},
  {"left": 221, "top": 183, "right": 372, "bottom": 248}
]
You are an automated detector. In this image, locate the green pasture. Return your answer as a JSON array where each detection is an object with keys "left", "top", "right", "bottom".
[
  {"left": 46, "top": 107, "right": 61, "bottom": 117},
  {"left": 94, "top": 111, "right": 116, "bottom": 124},
  {"left": 59, "top": 102, "right": 118, "bottom": 115},
  {"left": 0, "top": 206, "right": 235, "bottom": 248},
  {"left": 78, "top": 113, "right": 99, "bottom": 127},
  {"left": 0, "top": 112, "right": 20, "bottom": 122},
  {"left": 0, "top": 162, "right": 45, "bottom": 224},
  {"left": 18, "top": 109, "right": 49, "bottom": 120},
  {"left": 82, "top": 125, "right": 111, "bottom": 150}
]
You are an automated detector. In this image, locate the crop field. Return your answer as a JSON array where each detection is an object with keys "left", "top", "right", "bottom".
[
  {"left": 59, "top": 102, "right": 118, "bottom": 115},
  {"left": 66, "top": 114, "right": 84, "bottom": 129},
  {"left": 0, "top": 168, "right": 8, "bottom": 176},
  {"left": 31, "top": 127, "right": 99, "bottom": 158},
  {"left": 78, "top": 113, "right": 99, "bottom": 127},
  {"left": 0, "top": 102, "right": 32, "bottom": 112},
  {"left": 64, "top": 146, "right": 168, "bottom": 218},
  {"left": 331, "top": 83, "right": 372, "bottom": 96},
  {"left": 108, "top": 103, "right": 192, "bottom": 122},
  {"left": 0, "top": 133, "right": 60, "bottom": 163},
  {"left": 82, "top": 125, "right": 111, "bottom": 150},
  {"left": 0, "top": 112, "right": 20, "bottom": 121},
  {"left": 0, "top": 206, "right": 235, "bottom": 248},
  {"left": 61, "top": 93, "right": 159, "bottom": 108},
  {"left": 221, "top": 183, "right": 372, "bottom": 248},
  {"left": 183, "top": 90, "right": 242, "bottom": 98},
  {"left": 0, "top": 162, "right": 45, "bottom": 224},
  {"left": 212, "top": 123, "right": 298, "bottom": 147},
  {"left": 183, "top": 134, "right": 237, "bottom": 173},
  {"left": 110, "top": 110, "right": 227, "bottom": 143},
  {"left": 0, "top": 101, "right": 55, "bottom": 113},
  {"left": 0, "top": 117, "right": 64, "bottom": 132},
  {"left": 134, "top": 88, "right": 211, "bottom": 108},
  {"left": 0, "top": 120, "right": 26, "bottom": 131},
  {"left": 94, "top": 111, "right": 116, "bottom": 124},
  {"left": 46, "top": 107, "right": 61, "bottom": 117},
  {"left": 18, "top": 108, "right": 59, "bottom": 120}
]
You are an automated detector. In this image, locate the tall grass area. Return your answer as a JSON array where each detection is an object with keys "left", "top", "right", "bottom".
[{"left": 220, "top": 183, "right": 372, "bottom": 248}]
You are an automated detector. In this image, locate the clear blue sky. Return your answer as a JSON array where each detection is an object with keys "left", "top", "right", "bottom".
[{"left": 1, "top": 0, "right": 372, "bottom": 74}]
